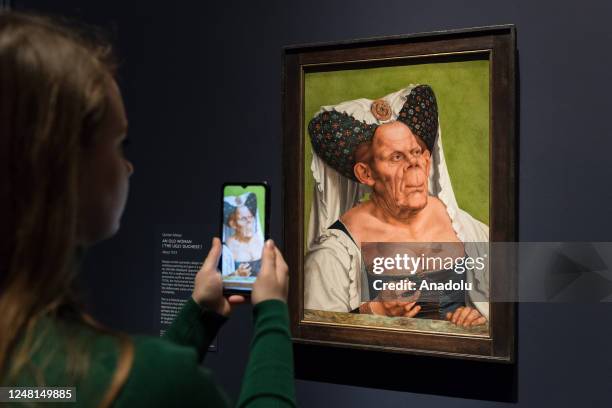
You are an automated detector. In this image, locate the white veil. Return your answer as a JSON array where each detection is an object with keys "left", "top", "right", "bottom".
[{"left": 306, "top": 84, "right": 490, "bottom": 319}]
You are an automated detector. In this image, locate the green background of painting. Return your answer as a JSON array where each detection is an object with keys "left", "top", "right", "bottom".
[
  {"left": 223, "top": 185, "right": 266, "bottom": 234},
  {"left": 303, "top": 60, "right": 490, "bottom": 243}
]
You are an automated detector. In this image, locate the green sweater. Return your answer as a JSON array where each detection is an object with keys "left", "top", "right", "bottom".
[{"left": 13, "top": 299, "right": 295, "bottom": 407}]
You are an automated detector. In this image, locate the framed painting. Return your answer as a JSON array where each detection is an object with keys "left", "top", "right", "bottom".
[{"left": 282, "top": 25, "right": 517, "bottom": 362}]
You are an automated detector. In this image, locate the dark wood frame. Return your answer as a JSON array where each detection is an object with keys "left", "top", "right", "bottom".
[{"left": 282, "top": 25, "right": 517, "bottom": 363}]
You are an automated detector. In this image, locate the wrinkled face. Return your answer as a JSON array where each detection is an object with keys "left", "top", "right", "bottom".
[
  {"left": 363, "top": 121, "right": 431, "bottom": 213},
  {"left": 77, "top": 78, "right": 133, "bottom": 245},
  {"left": 230, "top": 205, "right": 255, "bottom": 237}
]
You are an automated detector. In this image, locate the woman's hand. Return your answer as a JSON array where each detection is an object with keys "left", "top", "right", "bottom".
[
  {"left": 251, "top": 240, "right": 289, "bottom": 305},
  {"left": 236, "top": 263, "right": 252, "bottom": 277},
  {"left": 445, "top": 306, "right": 487, "bottom": 327},
  {"left": 192, "top": 237, "right": 245, "bottom": 316},
  {"left": 363, "top": 290, "right": 421, "bottom": 317},
  {"left": 373, "top": 300, "right": 421, "bottom": 317}
]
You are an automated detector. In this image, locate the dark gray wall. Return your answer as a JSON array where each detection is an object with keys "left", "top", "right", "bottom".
[{"left": 15, "top": 0, "right": 612, "bottom": 406}]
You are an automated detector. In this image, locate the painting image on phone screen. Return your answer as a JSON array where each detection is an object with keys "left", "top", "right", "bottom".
[{"left": 222, "top": 185, "right": 266, "bottom": 289}]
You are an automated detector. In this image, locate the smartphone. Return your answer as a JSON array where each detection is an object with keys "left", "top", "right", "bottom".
[{"left": 219, "top": 182, "right": 270, "bottom": 295}]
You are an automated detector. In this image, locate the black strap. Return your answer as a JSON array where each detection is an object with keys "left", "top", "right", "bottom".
[
  {"left": 328, "top": 220, "right": 359, "bottom": 313},
  {"left": 328, "top": 220, "right": 357, "bottom": 246}
]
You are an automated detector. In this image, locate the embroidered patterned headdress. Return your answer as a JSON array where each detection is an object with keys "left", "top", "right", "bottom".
[{"left": 308, "top": 84, "right": 439, "bottom": 181}]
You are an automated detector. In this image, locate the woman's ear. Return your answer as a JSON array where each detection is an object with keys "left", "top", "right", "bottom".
[
  {"left": 423, "top": 149, "right": 431, "bottom": 178},
  {"left": 354, "top": 162, "right": 375, "bottom": 186}
]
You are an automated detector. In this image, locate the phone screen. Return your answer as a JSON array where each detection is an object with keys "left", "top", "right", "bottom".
[{"left": 221, "top": 183, "right": 268, "bottom": 292}]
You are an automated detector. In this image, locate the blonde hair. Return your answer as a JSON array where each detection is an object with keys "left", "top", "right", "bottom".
[{"left": 0, "top": 12, "right": 133, "bottom": 407}]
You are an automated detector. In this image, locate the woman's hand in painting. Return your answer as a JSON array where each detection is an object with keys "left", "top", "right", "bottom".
[
  {"left": 192, "top": 237, "right": 245, "bottom": 316},
  {"left": 252, "top": 240, "right": 289, "bottom": 305},
  {"left": 235, "top": 263, "right": 252, "bottom": 277},
  {"left": 446, "top": 306, "right": 487, "bottom": 327},
  {"left": 370, "top": 300, "right": 421, "bottom": 317},
  {"left": 363, "top": 290, "right": 421, "bottom": 317}
]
